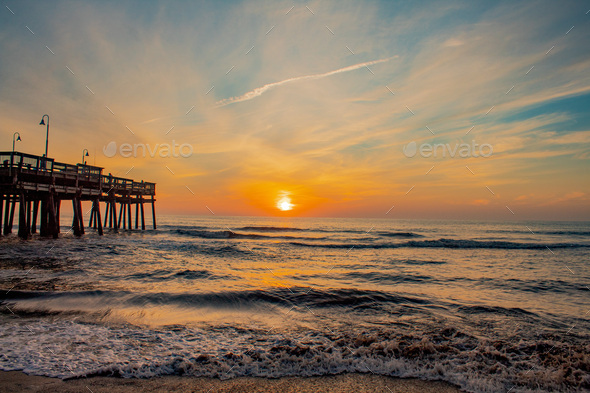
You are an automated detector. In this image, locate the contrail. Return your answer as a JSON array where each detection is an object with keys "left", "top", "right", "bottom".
[{"left": 216, "top": 56, "right": 395, "bottom": 107}]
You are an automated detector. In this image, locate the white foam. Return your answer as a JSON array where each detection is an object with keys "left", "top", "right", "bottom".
[{"left": 0, "top": 319, "right": 583, "bottom": 393}]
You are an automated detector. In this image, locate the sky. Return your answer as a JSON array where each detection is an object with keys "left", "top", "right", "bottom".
[{"left": 0, "top": 0, "right": 589, "bottom": 220}]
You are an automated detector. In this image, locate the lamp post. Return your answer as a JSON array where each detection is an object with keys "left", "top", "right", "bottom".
[
  {"left": 11, "top": 132, "right": 21, "bottom": 170},
  {"left": 39, "top": 114, "right": 49, "bottom": 157},
  {"left": 12, "top": 132, "right": 21, "bottom": 154},
  {"left": 82, "top": 149, "right": 89, "bottom": 165}
]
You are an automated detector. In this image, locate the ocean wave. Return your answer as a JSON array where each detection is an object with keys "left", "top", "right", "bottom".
[
  {"left": 398, "top": 259, "right": 447, "bottom": 265},
  {"left": 124, "top": 268, "right": 231, "bottom": 282},
  {"left": 343, "top": 271, "right": 433, "bottom": 284},
  {"left": 484, "top": 229, "right": 590, "bottom": 236},
  {"left": 289, "top": 238, "right": 590, "bottom": 250},
  {"left": 377, "top": 231, "right": 424, "bottom": 238},
  {"left": 159, "top": 224, "right": 209, "bottom": 230},
  {"left": 2, "top": 287, "right": 548, "bottom": 323},
  {"left": 238, "top": 226, "right": 306, "bottom": 232},
  {"left": 0, "top": 287, "right": 431, "bottom": 311},
  {"left": 539, "top": 230, "right": 590, "bottom": 236},
  {"left": 172, "top": 228, "right": 325, "bottom": 241},
  {"left": 0, "top": 320, "right": 587, "bottom": 392},
  {"left": 154, "top": 241, "right": 256, "bottom": 258}
]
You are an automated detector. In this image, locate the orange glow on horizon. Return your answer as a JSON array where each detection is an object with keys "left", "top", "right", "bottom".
[{"left": 232, "top": 182, "right": 328, "bottom": 216}]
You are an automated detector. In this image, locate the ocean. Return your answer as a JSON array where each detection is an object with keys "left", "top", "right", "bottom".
[{"left": 0, "top": 216, "right": 588, "bottom": 392}]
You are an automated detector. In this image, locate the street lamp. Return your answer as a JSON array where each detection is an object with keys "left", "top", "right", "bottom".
[
  {"left": 11, "top": 132, "right": 21, "bottom": 169},
  {"left": 12, "top": 132, "right": 21, "bottom": 154},
  {"left": 39, "top": 114, "right": 49, "bottom": 157},
  {"left": 82, "top": 149, "right": 89, "bottom": 165}
]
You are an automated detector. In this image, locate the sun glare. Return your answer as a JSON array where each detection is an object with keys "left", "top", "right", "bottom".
[{"left": 276, "top": 192, "right": 294, "bottom": 211}]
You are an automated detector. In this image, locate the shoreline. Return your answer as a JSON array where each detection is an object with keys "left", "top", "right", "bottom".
[{"left": 0, "top": 371, "right": 463, "bottom": 392}]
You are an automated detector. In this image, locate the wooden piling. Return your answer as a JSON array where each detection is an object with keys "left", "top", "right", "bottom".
[
  {"left": 112, "top": 198, "right": 118, "bottom": 231},
  {"left": 8, "top": 196, "right": 16, "bottom": 233},
  {"left": 135, "top": 201, "right": 139, "bottom": 229},
  {"left": 3, "top": 195, "right": 10, "bottom": 235},
  {"left": 127, "top": 202, "right": 131, "bottom": 230},
  {"left": 55, "top": 198, "right": 61, "bottom": 233},
  {"left": 109, "top": 200, "right": 115, "bottom": 229},
  {"left": 18, "top": 191, "right": 29, "bottom": 239},
  {"left": 89, "top": 205, "right": 94, "bottom": 228},
  {"left": 140, "top": 196, "right": 146, "bottom": 230},
  {"left": 3, "top": 197, "right": 10, "bottom": 235},
  {"left": 104, "top": 201, "right": 110, "bottom": 228},
  {"left": 94, "top": 199, "right": 103, "bottom": 236},
  {"left": 0, "top": 194, "right": 4, "bottom": 235},
  {"left": 72, "top": 197, "right": 81, "bottom": 236},
  {"left": 48, "top": 191, "right": 58, "bottom": 239},
  {"left": 79, "top": 198, "right": 85, "bottom": 235},
  {"left": 40, "top": 198, "right": 48, "bottom": 236},
  {"left": 118, "top": 202, "right": 124, "bottom": 229},
  {"left": 26, "top": 199, "right": 31, "bottom": 235},
  {"left": 31, "top": 200, "right": 39, "bottom": 234},
  {"left": 151, "top": 198, "right": 156, "bottom": 230}
]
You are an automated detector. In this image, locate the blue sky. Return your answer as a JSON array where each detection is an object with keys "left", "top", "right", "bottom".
[{"left": 0, "top": 0, "right": 589, "bottom": 219}]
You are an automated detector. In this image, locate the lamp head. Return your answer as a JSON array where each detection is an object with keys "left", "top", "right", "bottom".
[
  {"left": 85, "top": 151, "right": 89, "bottom": 156},
  {"left": 39, "top": 118, "right": 45, "bottom": 125},
  {"left": 16, "top": 135, "right": 21, "bottom": 142}
]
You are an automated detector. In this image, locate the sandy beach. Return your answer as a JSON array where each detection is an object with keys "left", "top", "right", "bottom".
[{"left": 0, "top": 372, "right": 463, "bottom": 393}]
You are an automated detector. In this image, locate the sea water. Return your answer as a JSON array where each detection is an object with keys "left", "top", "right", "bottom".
[{"left": 0, "top": 216, "right": 588, "bottom": 392}]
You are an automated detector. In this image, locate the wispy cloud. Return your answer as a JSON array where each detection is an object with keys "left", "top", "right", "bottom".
[{"left": 216, "top": 57, "right": 395, "bottom": 107}]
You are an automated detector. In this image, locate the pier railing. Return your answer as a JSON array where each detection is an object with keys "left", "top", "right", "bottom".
[
  {"left": 1, "top": 151, "right": 55, "bottom": 173},
  {"left": 0, "top": 152, "right": 155, "bottom": 196}
]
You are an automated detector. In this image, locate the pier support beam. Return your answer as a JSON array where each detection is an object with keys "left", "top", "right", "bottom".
[
  {"left": 47, "top": 191, "right": 58, "bottom": 239},
  {"left": 151, "top": 198, "right": 156, "bottom": 230},
  {"left": 31, "top": 200, "right": 39, "bottom": 234},
  {"left": 112, "top": 198, "right": 118, "bottom": 231},
  {"left": 118, "top": 201, "right": 124, "bottom": 229},
  {"left": 0, "top": 195, "right": 4, "bottom": 235},
  {"left": 72, "top": 196, "right": 83, "bottom": 236},
  {"left": 40, "top": 192, "right": 58, "bottom": 238},
  {"left": 127, "top": 202, "right": 132, "bottom": 230},
  {"left": 103, "top": 201, "right": 109, "bottom": 228},
  {"left": 78, "top": 198, "right": 84, "bottom": 235},
  {"left": 95, "top": 199, "right": 103, "bottom": 236},
  {"left": 26, "top": 199, "right": 31, "bottom": 235},
  {"left": 3, "top": 197, "right": 10, "bottom": 235},
  {"left": 18, "top": 191, "right": 29, "bottom": 239},
  {"left": 89, "top": 204, "right": 94, "bottom": 228},
  {"left": 40, "top": 198, "right": 48, "bottom": 236},
  {"left": 55, "top": 198, "right": 60, "bottom": 234},
  {"left": 8, "top": 196, "right": 16, "bottom": 234},
  {"left": 89, "top": 199, "right": 103, "bottom": 235},
  {"left": 140, "top": 197, "right": 145, "bottom": 230},
  {"left": 3, "top": 195, "right": 10, "bottom": 235}
]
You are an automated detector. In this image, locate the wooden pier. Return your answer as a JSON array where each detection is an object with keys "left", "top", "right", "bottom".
[{"left": 0, "top": 151, "right": 156, "bottom": 239}]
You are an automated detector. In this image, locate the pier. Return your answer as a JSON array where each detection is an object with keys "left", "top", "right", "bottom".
[{"left": 0, "top": 151, "right": 156, "bottom": 239}]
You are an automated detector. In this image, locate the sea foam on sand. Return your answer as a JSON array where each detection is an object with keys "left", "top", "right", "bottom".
[{"left": 0, "top": 372, "right": 463, "bottom": 393}]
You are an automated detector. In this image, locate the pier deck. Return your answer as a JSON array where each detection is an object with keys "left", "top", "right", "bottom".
[{"left": 0, "top": 151, "right": 156, "bottom": 238}]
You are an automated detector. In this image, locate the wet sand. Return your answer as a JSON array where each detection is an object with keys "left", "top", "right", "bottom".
[{"left": 0, "top": 372, "right": 463, "bottom": 392}]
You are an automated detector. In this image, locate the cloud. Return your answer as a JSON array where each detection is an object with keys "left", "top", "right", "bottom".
[
  {"left": 216, "top": 57, "right": 395, "bottom": 107},
  {"left": 545, "top": 191, "right": 586, "bottom": 205},
  {"left": 443, "top": 38, "right": 464, "bottom": 47}
]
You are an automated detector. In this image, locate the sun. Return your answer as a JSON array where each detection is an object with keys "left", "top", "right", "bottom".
[
  {"left": 276, "top": 192, "right": 294, "bottom": 211},
  {"left": 278, "top": 198, "right": 293, "bottom": 211}
]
